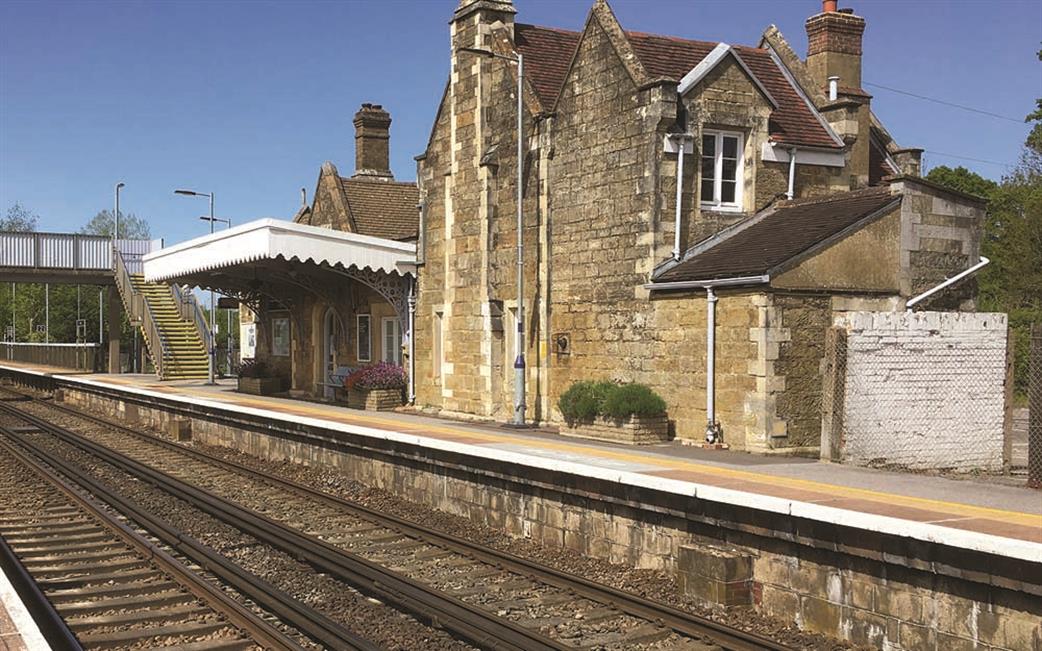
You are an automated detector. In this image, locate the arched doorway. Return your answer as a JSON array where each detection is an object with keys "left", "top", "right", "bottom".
[{"left": 322, "top": 307, "right": 337, "bottom": 400}]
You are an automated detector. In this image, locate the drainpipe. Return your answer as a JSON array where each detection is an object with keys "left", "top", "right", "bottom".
[
  {"left": 786, "top": 148, "right": 797, "bottom": 200},
  {"left": 906, "top": 256, "right": 990, "bottom": 309},
  {"left": 671, "top": 134, "right": 692, "bottom": 260},
  {"left": 407, "top": 278, "right": 416, "bottom": 404},
  {"left": 705, "top": 287, "right": 722, "bottom": 443}
]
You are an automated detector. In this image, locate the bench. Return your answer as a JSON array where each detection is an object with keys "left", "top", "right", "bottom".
[{"left": 317, "top": 365, "right": 355, "bottom": 401}]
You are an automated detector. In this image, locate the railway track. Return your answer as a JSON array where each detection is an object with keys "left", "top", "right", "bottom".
[
  {"left": 0, "top": 385, "right": 794, "bottom": 651},
  {"left": 0, "top": 431, "right": 310, "bottom": 650}
]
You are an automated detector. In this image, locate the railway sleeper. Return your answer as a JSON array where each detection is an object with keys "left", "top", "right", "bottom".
[
  {"left": 57, "top": 588, "right": 198, "bottom": 615},
  {"left": 64, "top": 603, "right": 214, "bottom": 630}
]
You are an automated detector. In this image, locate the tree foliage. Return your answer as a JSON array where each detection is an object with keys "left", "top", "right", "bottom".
[
  {"left": 1, "top": 203, "right": 39, "bottom": 232},
  {"left": 81, "top": 210, "right": 152, "bottom": 239},
  {"left": 925, "top": 58, "right": 1042, "bottom": 394}
]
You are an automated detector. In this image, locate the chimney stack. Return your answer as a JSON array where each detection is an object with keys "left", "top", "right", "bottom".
[
  {"left": 353, "top": 103, "right": 393, "bottom": 179},
  {"left": 805, "top": 2, "right": 866, "bottom": 91}
]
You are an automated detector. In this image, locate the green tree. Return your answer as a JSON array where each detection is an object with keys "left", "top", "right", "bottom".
[
  {"left": 1, "top": 203, "right": 39, "bottom": 231},
  {"left": 81, "top": 210, "right": 151, "bottom": 239},
  {"left": 925, "top": 166, "right": 998, "bottom": 199}
]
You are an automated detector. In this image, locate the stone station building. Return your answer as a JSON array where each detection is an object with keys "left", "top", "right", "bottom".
[{"left": 413, "top": 0, "right": 985, "bottom": 450}]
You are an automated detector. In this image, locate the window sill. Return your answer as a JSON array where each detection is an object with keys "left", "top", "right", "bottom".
[{"left": 700, "top": 203, "right": 745, "bottom": 213}]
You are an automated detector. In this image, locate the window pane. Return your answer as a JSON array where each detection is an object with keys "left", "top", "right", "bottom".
[
  {"left": 722, "top": 158, "right": 738, "bottom": 182},
  {"left": 721, "top": 180, "right": 737, "bottom": 203},
  {"left": 701, "top": 155, "right": 715, "bottom": 180},
  {"left": 722, "top": 136, "right": 738, "bottom": 159},
  {"left": 701, "top": 134, "right": 715, "bottom": 157},
  {"left": 701, "top": 179, "right": 715, "bottom": 202}
]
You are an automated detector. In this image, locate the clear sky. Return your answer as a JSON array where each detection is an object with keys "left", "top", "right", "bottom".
[{"left": 1, "top": 0, "right": 1039, "bottom": 246}]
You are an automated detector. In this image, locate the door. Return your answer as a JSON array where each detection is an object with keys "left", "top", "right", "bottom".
[{"left": 382, "top": 317, "right": 402, "bottom": 366}]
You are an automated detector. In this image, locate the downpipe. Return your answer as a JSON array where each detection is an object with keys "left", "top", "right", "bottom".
[{"left": 705, "top": 287, "right": 722, "bottom": 444}]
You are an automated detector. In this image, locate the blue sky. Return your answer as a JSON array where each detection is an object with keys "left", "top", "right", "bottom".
[{"left": 1, "top": 0, "right": 1039, "bottom": 246}]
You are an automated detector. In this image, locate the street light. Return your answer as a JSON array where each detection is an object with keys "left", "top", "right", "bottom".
[
  {"left": 458, "top": 45, "right": 528, "bottom": 427},
  {"left": 114, "top": 182, "right": 125, "bottom": 243},
  {"left": 200, "top": 214, "right": 233, "bottom": 373},
  {"left": 175, "top": 188, "right": 217, "bottom": 385}
]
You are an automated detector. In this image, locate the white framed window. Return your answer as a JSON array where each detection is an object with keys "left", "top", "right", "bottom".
[
  {"left": 356, "top": 314, "right": 371, "bottom": 362},
  {"left": 271, "top": 317, "right": 290, "bottom": 357},
  {"left": 382, "top": 317, "right": 402, "bottom": 365},
  {"left": 700, "top": 130, "right": 744, "bottom": 211}
]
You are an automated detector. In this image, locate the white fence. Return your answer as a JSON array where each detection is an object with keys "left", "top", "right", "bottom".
[
  {"left": 0, "top": 232, "right": 159, "bottom": 274},
  {"left": 822, "top": 311, "right": 1010, "bottom": 473}
]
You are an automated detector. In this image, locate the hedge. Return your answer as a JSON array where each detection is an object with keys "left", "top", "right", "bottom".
[{"left": 558, "top": 380, "right": 666, "bottom": 422}]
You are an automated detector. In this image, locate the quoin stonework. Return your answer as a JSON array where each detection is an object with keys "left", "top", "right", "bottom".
[{"left": 412, "top": 0, "right": 984, "bottom": 450}]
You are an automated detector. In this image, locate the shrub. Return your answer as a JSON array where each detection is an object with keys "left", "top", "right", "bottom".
[
  {"left": 558, "top": 380, "right": 614, "bottom": 422},
  {"left": 559, "top": 380, "right": 666, "bottom": 422},
  {"left": 238, "top": 358, "right": 271, "bottom": 378},
  {"left": 601, "top": 383, "right": 667, "bottom": 420},
  {"left": 346, "top": 362, "right": 406, "bottom": 391}
]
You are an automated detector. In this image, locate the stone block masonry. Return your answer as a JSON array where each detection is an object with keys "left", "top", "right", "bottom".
[
  {"left": 824, "top": 311, "right": 1010, "bottom": 472},
  {"left": 31, "top": 374, "right": 1038, "bottom": 651}
]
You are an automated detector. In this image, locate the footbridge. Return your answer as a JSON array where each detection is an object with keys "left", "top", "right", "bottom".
[{"left": 0, "top": 231, "right": 211, "bottom": 379}]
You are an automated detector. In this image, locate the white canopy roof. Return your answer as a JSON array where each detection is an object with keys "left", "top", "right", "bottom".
[{"left": 143, "top": 218, "right": 416, "bottom": 283}]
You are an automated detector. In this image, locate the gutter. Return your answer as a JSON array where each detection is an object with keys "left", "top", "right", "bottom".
[
  {"left": 906, "top": 256, "right": 990, "bottom": 309},
  {"left": 643, "top": 275, "right": 770, "bottom": 291}
]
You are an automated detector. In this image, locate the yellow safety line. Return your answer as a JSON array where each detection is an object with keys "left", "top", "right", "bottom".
[{"left": 95, "top": 378, "right": 1042, "bottom": 532}]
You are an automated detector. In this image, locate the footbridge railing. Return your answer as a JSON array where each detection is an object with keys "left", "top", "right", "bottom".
[{"left": 0, "top": 232, "right": 158, "bottom": 273}]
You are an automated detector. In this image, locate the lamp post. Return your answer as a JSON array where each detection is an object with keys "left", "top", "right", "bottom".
[
  {"left": 200, "top": 215, "right": 233, "bottom": 374},
  {"left": 175, "top": 189, "right": 217, "bottom": 385},
  {"left": 459, "top": 45, "right": 527, "bottom": 426},
  {"left": 114, "top": 182, "right": 125, "bottom": 243}
]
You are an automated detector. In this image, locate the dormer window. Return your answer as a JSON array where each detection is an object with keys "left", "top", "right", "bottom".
[{"left": 700, "top": 130, "right": 744, "bottom": 211}]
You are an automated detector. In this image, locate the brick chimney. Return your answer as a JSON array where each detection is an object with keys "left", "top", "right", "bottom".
[
  {"left": 805, "top": 1, "right": 866, "bottom": 91},
  {"left": 353, "top": 103, "right": 393, "bottom": 179}
]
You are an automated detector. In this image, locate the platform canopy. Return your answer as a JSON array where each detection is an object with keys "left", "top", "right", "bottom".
[{"left": 143, "top": 218, "right": 417, "bottom": 320}]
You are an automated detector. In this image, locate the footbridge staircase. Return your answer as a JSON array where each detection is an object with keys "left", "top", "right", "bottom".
[
  {"left": 114, "top": 250, "right": 211, "bottom": 380},
  {"left": 0, "top": 231, "right": 211, "bottom": 380}
]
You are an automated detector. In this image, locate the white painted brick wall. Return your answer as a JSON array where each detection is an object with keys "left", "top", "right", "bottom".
[{"left": 833, "top": 311, "right": 1008, "bottom": 471}]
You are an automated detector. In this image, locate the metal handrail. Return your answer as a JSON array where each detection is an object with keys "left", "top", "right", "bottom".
[
  {"left": 113, "top": 249, "right": 169, "bottom": 376},
  {"left": 171, "top": 283, "right": 213, "bottom": 353}
]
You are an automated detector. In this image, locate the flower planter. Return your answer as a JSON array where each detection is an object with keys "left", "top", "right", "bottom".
[
  {"left": 348, "top": 387, "right": 403, "bottom": 411},
  {"left": 560, "top": 414, "right": 669, "bottom": 445},
  {"left": 237, "top": 376, "right": 281, "bottom": 396}
]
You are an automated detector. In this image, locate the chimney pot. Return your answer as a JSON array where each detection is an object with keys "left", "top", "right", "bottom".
[{"left": 823, "top": 0, "right": 838, "bottom": 12}]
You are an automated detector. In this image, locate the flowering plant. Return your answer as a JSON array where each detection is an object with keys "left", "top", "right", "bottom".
[{"left": 345, "top": 362, "right": 406, "bottom": 391}]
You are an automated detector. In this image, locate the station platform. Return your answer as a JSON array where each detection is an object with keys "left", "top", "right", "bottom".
[{"left": 2, "top": 362, "right": 1038, "bottom": 565}]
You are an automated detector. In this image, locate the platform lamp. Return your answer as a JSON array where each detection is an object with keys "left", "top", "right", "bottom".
[
  {"left": 200, "top": 214, "right": 233, "bottom": 375},
  {"left": 114, "top": 182, "right": 125, "bottom": 244},
  {"left": 175, "top": 188, "right": 217, "bottom": 385},
  {"left": 458, "top": 45, "right": 528, "bottom": 427}
]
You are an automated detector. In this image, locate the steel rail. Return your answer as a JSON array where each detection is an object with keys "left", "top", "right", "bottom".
[
  {"left": 0, "top": 419, "right": 382, "bottom": 651},
  {"left": 0, "top": 397, "right": 565, "bottom": 651},
  {"left": 15, "top": 388, "right": 793, "bottom": 651},
  {"left": 0, "top": 519, "right": 83, "bottom": 651}
]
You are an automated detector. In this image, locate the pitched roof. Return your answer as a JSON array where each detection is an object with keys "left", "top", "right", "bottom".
[
  {"left": 514, "top": 23, "right": 840, "bottom": 149},
  {"left": 339, "top": 177, "right": 419, "bottom": 241},
  {"left": 655, "top": 187, "right": 901, "bottom": 283},
  {"left": 515, "top": 24, "right": 580, "bottom": 109}
]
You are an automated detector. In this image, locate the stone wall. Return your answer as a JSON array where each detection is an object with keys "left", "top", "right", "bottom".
[
  {"left": 44, "top": 378, "right": 1041, "bottom": 651},
  {"left": 823, "top": 311, "right": 1010, "bottom": 471},
  {"left": 414, "top": 4, "right": 545, "bottom": 422},
  {"left": 894, "top": 177, "right": 985, "bottom": 310}
]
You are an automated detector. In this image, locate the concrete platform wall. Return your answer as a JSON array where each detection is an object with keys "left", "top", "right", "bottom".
[{"left": 25, "top": 377, "right": 1042, "bottom": 651}]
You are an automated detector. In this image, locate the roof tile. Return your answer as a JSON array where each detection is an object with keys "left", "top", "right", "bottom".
[
  {"left": 514, "top": 23, "right": 840, "bottom": 149},
  {"left": 655, "top": 187, "right": 900, "bottom": 283},
  {"left": 339, "top": 177, "right": 419, "bottom": 241}
]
